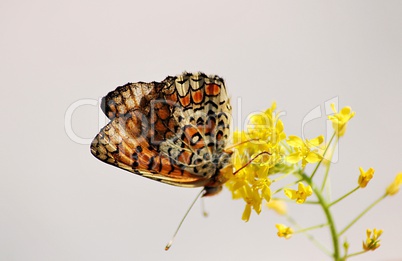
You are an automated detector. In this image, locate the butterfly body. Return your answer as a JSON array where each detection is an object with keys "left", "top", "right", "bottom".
[{"left": 91, "top": 72, "right": 232, "bottom": 196}]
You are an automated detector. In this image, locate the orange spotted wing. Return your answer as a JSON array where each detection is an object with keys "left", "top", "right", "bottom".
[{"left": 90, "top": 72, "right": 232, "bottom": 195}]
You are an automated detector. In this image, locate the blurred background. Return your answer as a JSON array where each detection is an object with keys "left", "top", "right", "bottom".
[{"left": 1, "top": 0, "right": 402, "bottom": 260}]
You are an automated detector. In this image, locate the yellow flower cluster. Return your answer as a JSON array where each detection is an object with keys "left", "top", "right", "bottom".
[
  {"left": 226, "top": 103, "right": 358, "bottom": 221},
  {"left": 221, "top": 99, "right": 402, "bottom": 261},
  {"left": 225, "top": 102, "right": 286, "bottom": 221},
  {"left": 362, "top": 228, "right": 382, "bottom": 251},
  {"left": 222, "top": 100, "right": 402, "bottom": 259}
]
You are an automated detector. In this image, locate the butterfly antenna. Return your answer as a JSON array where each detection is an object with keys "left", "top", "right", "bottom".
[
  {"left": 165, "top": 189, "right": 205, "bottom": 251},
  {"left": 224, "top": 138, "right": 261, "bottom": 152},
  {"left": 233, "top": 151, "right": 271, "bottom": 175}
]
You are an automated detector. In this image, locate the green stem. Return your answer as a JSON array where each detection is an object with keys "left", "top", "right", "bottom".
[
  {"left": 272, "top": 178, "right": 302, "bottom": 195},
  {"left": 321, "top": 136, "right": 339, "bottom": 191},
  {"left": 301, "top": 173, "right": 340, "bottom": 260},
  {"left": 328, "top": 187, "right": 359, "bottom": 207},
  {"left": 342, "top": 239, "right": 349, "bottom": 261},
  {"left": 321, "top": 163, "right": 332, "bottom": 192},
  {"left": 303, "top": 200, "right": 320, "bottom": 204},
  {"left": 272, "top": 171, "right": 292, "bottom": 183},
  {"left": 286, "top": 216, "right": 331, "bottom": 256},
  {"left": 294, "top": 223, "right": 329, "bottom": 234},
  {"left": 311, "top": 133, "right": 336, "bottom": 179},
  {"left": 345, "top": 250, "right": 366, "bottom": 258},
  {"left": 338, "top": 194, "right": 387, "bottom": 236}
]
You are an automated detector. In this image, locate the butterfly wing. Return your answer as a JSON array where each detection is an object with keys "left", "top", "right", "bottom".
[
  {"left": 90, "top": 72, "right": 232, "bottom": 188},
  {"left": 90, "top": 116, "right": 210, "bottom": 187}
]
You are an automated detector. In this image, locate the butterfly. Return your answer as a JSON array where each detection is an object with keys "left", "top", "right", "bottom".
[{"left": 90, "top": 72, "right": 233, "bottom": 196}]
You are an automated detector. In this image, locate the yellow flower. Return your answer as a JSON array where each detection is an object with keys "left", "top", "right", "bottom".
[
  {"left": 226, "top": 103, "right": 286, "bottom": 221},
  {"left": 226, "top": 159, "right": 268, "bottom": 222},
  {"left": 275, "top": 224, "right": 293, "bottom": 239},
  {"left": 253, "top": 175, "right": 272, "bottom": 202},
  {"left": 328, "top": 104, "right": 355, "bottom": 137},
  {"left": 363, "top": 228, "right": 383, "bottom": 251},
  {"left": 386, "top": 172, "right": 402, "bottom": 196},
  {"left": 267, "top": 199, "right": 287, "bottom": 215},
  {"left": 238, "top": 183, "right": 263, "bottom": 222},
  {"left": 242, "top": 203, "right": 252, "bottom": 222},
  {"left": 286, "top": 135, "right": 324, "bottom": 167},
  {"left": 358, "top": 167, "right": 375, "bottom": 188},
  {"left": 284, "top": 182, "right": 313, "bottom": 204},
  {"left": 246, "top": 102, "right": 286, "bottom": 146}
]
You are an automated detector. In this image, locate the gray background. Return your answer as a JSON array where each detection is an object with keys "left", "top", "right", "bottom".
[{"left": 1, "top": 0, "right": 402, "bottom": 260}]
